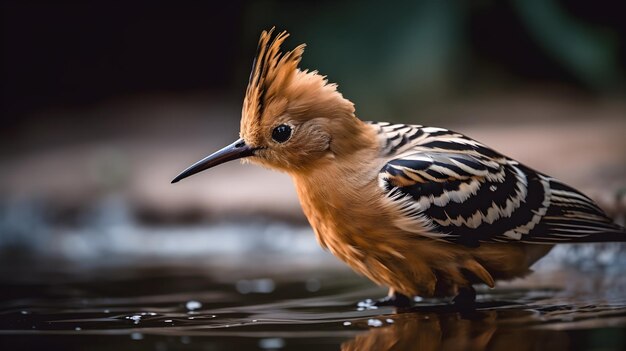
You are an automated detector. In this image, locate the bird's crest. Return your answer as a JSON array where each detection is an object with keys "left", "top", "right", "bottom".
[{"left": 242, "top": 28, "right": 305, "bottom": 127}]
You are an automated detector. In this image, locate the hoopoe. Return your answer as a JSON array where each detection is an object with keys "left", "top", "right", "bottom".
[{"left": 172, "top": 29, "right": 625, "bottom": 306}]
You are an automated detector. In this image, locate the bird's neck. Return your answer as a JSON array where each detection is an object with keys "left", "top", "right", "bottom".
[
  {"left": 328, "top": 117, "right": 376, "bottom": 158},
  {"left": 290, "top": 121, "right": 383, "bottom": 247}
]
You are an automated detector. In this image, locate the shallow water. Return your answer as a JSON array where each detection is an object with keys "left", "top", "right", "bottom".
[
  {"left": 1, "top": 219, "right": 626, "bottom": 350},
  {"left": 2, "top": 263, "right": 626, "bottom": 350}
]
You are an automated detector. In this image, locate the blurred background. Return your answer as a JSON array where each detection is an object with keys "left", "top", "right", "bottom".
[{"left": 1, "top": 0, "right": 625, "bottom": 272}]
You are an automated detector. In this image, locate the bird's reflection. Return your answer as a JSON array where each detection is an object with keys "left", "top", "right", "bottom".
[{"left": 341, "top": 308, "right": 569, "bottom": 351}]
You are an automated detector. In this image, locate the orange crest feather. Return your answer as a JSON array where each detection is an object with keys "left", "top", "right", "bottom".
[{"left": 242, "top": 29, "right": 305, "bottom": 130}]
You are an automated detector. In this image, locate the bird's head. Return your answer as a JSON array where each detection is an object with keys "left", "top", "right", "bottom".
[{"left": 172, "top": 28, "right": 368, "bottom": 183}]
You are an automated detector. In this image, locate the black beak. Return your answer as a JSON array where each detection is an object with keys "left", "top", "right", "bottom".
[{"left": 171, "top": 138, "right": 255, "bottom": 183}]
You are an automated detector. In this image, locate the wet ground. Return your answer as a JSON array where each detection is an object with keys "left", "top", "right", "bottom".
[{"left": 1, "top": 221, "right": 625, "bottom": 351}]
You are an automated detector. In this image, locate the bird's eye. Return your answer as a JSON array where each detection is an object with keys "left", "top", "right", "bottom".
[{"left": 271, "top": 124, "right": 292, "bottom": 143}]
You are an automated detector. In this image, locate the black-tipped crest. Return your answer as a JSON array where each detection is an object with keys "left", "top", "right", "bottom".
[{"left": 241, "top": 29, "right": 306, "bottom": 131}]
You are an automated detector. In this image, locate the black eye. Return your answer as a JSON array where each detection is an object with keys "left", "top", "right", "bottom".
[{"left": 271, "top": 124, "right": 292, "bottom": 143}]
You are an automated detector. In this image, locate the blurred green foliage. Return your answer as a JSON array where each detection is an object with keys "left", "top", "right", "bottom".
[{"left": 514, "top": 0, "right": 620, "bottom": 91}]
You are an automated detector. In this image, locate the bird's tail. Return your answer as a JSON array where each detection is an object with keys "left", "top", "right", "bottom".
[{"left": 537, "top": 176, "right": 626, "bottom": 243}]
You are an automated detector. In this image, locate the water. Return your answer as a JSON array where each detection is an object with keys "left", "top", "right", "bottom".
[
  {"left": 1, "top": 211, "right": 626, "bottom": 350},
  {"left": 2, "top": 256, "right": 626, "bottom": 350}
]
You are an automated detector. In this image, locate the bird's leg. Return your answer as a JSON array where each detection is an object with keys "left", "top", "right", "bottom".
[
  {"left": 373, "top": 288, "right": 412, "bottom": 308},
  {"left": 452, "top": 286, "right": 476, "bottom": 306}
]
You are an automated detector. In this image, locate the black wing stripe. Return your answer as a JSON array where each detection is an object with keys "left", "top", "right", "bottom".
[
  {"left": 547, "top": 222, "right": 619, "bottom": 231},
  {"left": 421, "top": 140, "right": 504, "bottom": 160},
  {"left": 438, "top": 166, "right": 545, "bottom": 245},
  {"left": 425, "top": 166, "right": 521, "bottom": 226},
  {"left": 421, "top": 140, "right": 474, "bottom": 152},
  {"left": 408, "top": 129, "right": 425, "bottom": 141}
]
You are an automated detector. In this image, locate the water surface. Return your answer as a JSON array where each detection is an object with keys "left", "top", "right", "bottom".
[{"left": 1, "top": 221, "right": 625, "bottom": 350}]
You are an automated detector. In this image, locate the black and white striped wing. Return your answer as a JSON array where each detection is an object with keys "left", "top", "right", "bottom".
[{"left": 375, "top": 124, "right": 625, "bottom": 246}]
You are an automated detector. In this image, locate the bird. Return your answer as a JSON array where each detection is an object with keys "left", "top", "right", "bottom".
[{"left": 172, "top": 28, "right": 626, "bottom": 307}]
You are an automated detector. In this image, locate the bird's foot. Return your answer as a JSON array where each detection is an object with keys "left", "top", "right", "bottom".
[
  {"left": 452, "top": 286, "right": 476, "bottom": 309},
  {"left": 371, "top": 293, "right": 413, "bottom": 308},
  {"left": 357, "top": 293, "right": 412, "bottom": 309}
]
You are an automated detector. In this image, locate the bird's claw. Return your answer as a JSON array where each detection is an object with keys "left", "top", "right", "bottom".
[
  {"left": 452, "top": 286, "right": 477, "bottom": 308},
  {"left": 359, "top": 293, "right": 412, "bottom": 308}
]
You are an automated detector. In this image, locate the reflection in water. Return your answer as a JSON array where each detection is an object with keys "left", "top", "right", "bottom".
[
  {"left": 1, "top": 265, "right": 625, "bottom": 350},
  {"left": 343, "top": 310, "right": 498, "bottom": 351},
  {"left": 342, "top": 309, "right": 570, "bottom": 351}
]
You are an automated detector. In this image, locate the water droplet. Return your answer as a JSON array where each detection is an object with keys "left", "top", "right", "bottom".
[
  {"left": 186, "top": 300, "right": 202, "bottom": 311},
  {"left": 357, "top": 299, "right": 377, "bottom": 310},
  {"left": 75, "top": 327, "right": 81, "bottom": 331},
  {"left": 164, "top": 319, "right": 173, "bottom": 323},
  {"left": 386, "top": 318, "right": 394, "bottom": 324},
  {"left": 126, "top": 315, "right": 142, "bottom": 324},
  {"left": 103, "top": 309, "right": 110, "bottom": 313},
  {"left": 367, "top": 319, "right": 383, "bottom": 327},
  {"left": 343, "top": 321, "right": 352, "bottom": 326},
  {"left": 252, "top": 319, "right": 258, "bottom": 322},
  {"left": 21, "top": 310, "right": 29, "bottom": 315}
]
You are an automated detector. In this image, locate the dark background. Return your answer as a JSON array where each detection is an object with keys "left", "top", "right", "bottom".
[{"left": 3, "top": 0, "right": 625, "bottom": 130}]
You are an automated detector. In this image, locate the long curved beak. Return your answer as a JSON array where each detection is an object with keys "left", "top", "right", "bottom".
[{"left": 171, "top": 138, "right": 255, "bottom": 183}]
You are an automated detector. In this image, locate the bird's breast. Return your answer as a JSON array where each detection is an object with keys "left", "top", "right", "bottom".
[{"left": 290, "top": 163, "right": 413, "bottom": 278}]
